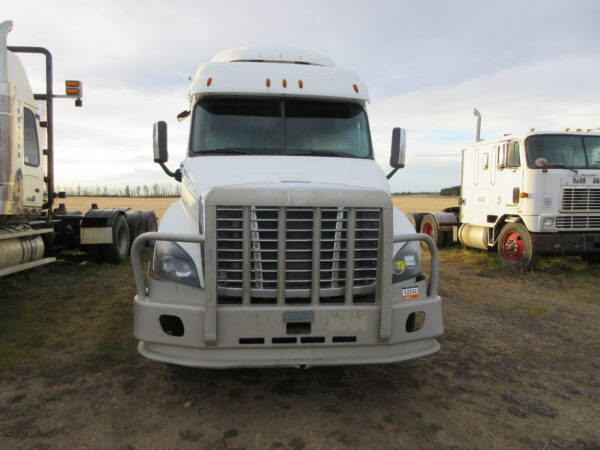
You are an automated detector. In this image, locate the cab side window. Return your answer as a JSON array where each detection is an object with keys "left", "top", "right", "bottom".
[
  {"left": 24, "top": 108, "right": 40, "bottom": 167},
  {"left": 506, "top": 142, "right": 520, "bottom": 168}
]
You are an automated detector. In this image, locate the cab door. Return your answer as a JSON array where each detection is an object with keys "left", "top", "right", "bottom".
[
  {"left": 22, "top": 106, "right": 44, "bottom": 209},
  {"left": 494, "top": 141, "right": 523, "bottom": 211}
]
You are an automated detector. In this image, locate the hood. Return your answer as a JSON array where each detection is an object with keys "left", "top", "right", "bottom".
[{"left": 181, "top": 155, "right": 389, "bottom": 196}]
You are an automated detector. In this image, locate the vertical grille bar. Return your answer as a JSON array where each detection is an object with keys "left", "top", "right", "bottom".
[
  {"left": 378, "top": 207, "right": 394, "bottom": 342},
  {"left": 311, "top": 207, "right": 322, "bottom": 305},
  {"left": 242, "top": 206, "right": 251, "bottom": 305},
  {"left": 344, "top": 208, "right": 356, "bottom": 305},
  {"left": 277, "top": 207, "right": 286, "bottom": 305},
  {"left": 204, "top": 205, "right": 218, "bottom": 345}
]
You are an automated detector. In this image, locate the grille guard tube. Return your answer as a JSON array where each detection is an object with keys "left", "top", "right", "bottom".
[
  {"left": 378, "top": 232, "right": 439, "bottom": 342},
  {"left": 131, "top": 231, "right": 439, "bottom": 345}
]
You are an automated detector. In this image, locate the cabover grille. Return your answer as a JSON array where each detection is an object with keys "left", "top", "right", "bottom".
[
  {"left": 561, "top": 187, "right": 600, "bottom": 212},
  {"left": 556, "top": 216, "right": 600, "bottom": 229},
  {"left": 0, "top": 94, "right": 15, "bottom": 202},
  {"left": 216, "top": 206, "right": 380, "bottom": 304}
]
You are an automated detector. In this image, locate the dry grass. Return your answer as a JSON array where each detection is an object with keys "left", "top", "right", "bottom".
[{"left": 392, "top": 194, "right": 458, "bottom": 213}]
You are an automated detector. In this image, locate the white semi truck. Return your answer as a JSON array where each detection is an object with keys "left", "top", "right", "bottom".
[
  {"left": 131, "top": 47, "right": 444, "bottom": 368},
  {"left": 412, "top": 109, "right": 600, "bottom": 268},
  {"left": 0, "top": 20, "right": 157, "bottom": 276}
]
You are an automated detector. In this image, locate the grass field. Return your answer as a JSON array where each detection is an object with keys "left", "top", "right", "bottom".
[{"left": 1, "top": 196, "right": 599, "bottom": 448}]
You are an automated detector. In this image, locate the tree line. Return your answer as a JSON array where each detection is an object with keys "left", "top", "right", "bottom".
[{"left": 57, "top": 183, "right": 181, "bottom": 198}]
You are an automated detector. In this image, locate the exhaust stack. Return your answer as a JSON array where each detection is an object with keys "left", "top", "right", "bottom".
[
  {"left": 0, "top": 20, "right": 13, "bottom": 83},
  {"left": 474, "top": 108, "right": 482, "bottom": 142}
]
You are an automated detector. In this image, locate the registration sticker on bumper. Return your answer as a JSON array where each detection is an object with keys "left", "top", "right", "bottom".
[{"left": 402, "top": 286, "right": 419, "bottom": 300}]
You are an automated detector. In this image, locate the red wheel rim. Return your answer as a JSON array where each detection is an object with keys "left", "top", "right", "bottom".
[
  {"left": 503, "top": 232, "right": 524, "bottom": 262},
  {"left": 422, "top": 222, "right": 433, "bottom": 238}
]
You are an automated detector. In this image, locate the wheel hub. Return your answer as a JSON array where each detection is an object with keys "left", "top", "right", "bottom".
[{"left": 503, "top": 232, "right": 524, "bottom": 262}]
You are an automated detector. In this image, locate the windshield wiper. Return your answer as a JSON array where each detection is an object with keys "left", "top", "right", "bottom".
[
  {"left": 544, "top": 164, "right": 578, "bottom": 175},
  {"left": 198, "top": 148, "right": 253, "bottom": 155},
  {"left": 288, "top": 150, "right": 358, "bottom": 158}
]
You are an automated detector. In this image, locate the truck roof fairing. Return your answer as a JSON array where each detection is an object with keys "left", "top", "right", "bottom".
[{"left": 190, "top": 46, "right": 369, "bottom": 103}]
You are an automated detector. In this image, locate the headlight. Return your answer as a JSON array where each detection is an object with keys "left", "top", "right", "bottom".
[
  {"left": 151, "top": 241, "right": 200, "bottom": 287},
  {"left": 392, "top": 240, "right": 422, "bottom": 283},
  {"left": 543, "top": 217, "right": 554, "bottom": 228}
]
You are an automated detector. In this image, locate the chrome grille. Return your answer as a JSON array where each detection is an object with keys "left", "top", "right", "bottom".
[
  {"left": 556, "top": 216, "right": 600, "bottom": 229},
  {"left": 561, "top": 187, "right": 600, "bottom": 212},
  {"left": 216, "top": 206, "right": 380, "bottom": 304}
]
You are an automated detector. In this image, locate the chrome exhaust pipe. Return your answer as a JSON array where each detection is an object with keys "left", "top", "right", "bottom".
[
  {"left": 474, "top": 108, "right": 482, "bottom": 142},
  {"left": 0, "top": 20, "right": 13, "bottom": 83}
]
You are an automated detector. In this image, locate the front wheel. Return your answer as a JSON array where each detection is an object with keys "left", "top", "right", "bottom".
[{"left": 497, "top": 223, "right": 535, "bottom": 269}]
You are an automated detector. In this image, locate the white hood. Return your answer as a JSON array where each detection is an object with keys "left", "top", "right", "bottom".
[{"left": 181, "top": 155, "right": 390, "bottom": 196}]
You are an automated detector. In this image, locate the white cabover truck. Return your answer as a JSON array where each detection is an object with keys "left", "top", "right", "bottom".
[
  {"left": 412, "top": 109, "right": 600, "bottom": 268},
  {"left": 0, "top": 20, "right": 157, "bottom": 277},
  {"left": 131, "top": 46, "right": 444, "bottom": 368}
]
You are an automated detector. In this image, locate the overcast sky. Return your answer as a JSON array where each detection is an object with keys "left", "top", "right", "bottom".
[{"left": 4, "top": 0, "right": 600, "bottom": 192}]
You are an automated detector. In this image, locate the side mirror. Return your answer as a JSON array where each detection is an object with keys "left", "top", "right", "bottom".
[
  {"left": 390, "top": 127, "right": 406, "bottom": 168},
  {"left": 153, "top": 121, "right": 182, "bottom": 182},
  {"left": 387, "top": 128, "right": 406, "bottom": 179},
  {"left": 153, "top": 121, "right": 168, "bottom": 163}
]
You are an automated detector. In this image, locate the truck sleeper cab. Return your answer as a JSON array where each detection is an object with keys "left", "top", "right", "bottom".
[{"left": 131, "top": 47, "right": 443, "bottom": 368}]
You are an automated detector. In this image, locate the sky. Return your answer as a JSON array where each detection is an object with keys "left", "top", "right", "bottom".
[{"left": 4, "top": 0, "right": 600, "bottom": 192}]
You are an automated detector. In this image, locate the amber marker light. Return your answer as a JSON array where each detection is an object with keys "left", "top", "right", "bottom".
[
  {"left": 282, "top": 79, "right": 287, "bottom": 88},
  {"left": 266, "top": 78, "right": 271, "bottom": 87},
  {"left": 353, "top": 84, "right": 359, "bottom": 93},
  {"left": 520, "top": 192, "right": 528, "bottom": 198},
  {"left": 65, "top": 80, "right": 79, "bottom": 87},
  {"left": 206, "top": 77, "right": 212, "bottom": 87},
  {"left": 66, "top": 88, "right": 80, "bottom": 95},
  {"left": 298, "top": 80, "right": 303, "bottom": 88}
]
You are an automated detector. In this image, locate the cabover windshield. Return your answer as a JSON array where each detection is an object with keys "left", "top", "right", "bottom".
[{"left": 525, "top": 135, "right": 600, "bottom": 169}]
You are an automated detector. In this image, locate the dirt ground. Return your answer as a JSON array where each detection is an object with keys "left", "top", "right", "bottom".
[{"left": 1, "top": 196, "right": 599, "bottom": 449}]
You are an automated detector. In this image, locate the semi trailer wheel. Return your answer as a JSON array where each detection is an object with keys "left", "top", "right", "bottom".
[
  {"left": 101, "top": 214, "right": 130, "bottom": 264},
  {"left": 497, "top": 223, "right": 535, "bottom": 269},
  {"left": 420, "top": 214, "right": 446, "bottom": 247},
  {"left": 141, "top": 211, "right": 158, "bottom": 247}
]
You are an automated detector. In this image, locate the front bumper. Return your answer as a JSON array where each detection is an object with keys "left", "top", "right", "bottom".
[
  {"left": 134, "top": 287, "right": 443, "bottom": 369},
  {"left": 532, "top": 232, "right": 600, "bottom": 255}
]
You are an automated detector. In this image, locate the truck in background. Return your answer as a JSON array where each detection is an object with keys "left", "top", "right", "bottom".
[
  {"left": 0, "top": 20, "right": 157, "bottom": 277},
  {"left": 130, "top": 46, "right": 443, "bottom": 368},
  {"left": 410, "top": 109, "right": 600, "bottom": 269}
]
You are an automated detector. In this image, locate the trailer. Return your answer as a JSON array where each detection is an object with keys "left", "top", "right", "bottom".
[
  {"left": 0, "top": 20, "right": 157, "bottom": 277},
  {"left": 410, "top": 109, "right": 600, "bottom": 268},
  {"left": 130, "top": 46, "right": 444, "bottom": 368}
]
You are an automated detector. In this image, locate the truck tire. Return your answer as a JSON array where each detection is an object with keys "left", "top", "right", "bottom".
[
  {"left": 141, "top": 211, "right": 158, "bottom": 247},
  {"left": 101, "top": 214, "right": 130, "bottom": 264},
  {"left": 420, "top": 214, "right": 446, "bottom": 247},
  {"left": 497, "top": 223, "right": 535, "bottom": 269},
  {"left": 126, "top": 212, "right": 144, "bottom": 251},
  {"left": 406, "top": 212, "right": 425, "bottom": 232}
]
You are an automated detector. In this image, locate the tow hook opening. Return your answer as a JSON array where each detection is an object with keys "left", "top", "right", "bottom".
[
  {"left": 159, "top": 315, "right": 184, "bottom": 337},
  {"left": 287, "top": 322, "right": 311, "bottom": 335},
  {"left": 406, "top": 311, "right": 425, "bottom": 333}
]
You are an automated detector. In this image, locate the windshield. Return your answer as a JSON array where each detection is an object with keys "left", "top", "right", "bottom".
[
  {"left": 190, "top": 97, "right": 371, "bottom": 158},
  {"left": 525, "top": 135, "right": 600, "bottom": 169}
]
